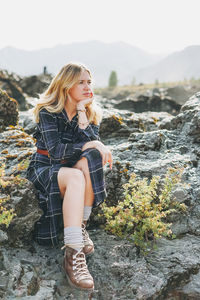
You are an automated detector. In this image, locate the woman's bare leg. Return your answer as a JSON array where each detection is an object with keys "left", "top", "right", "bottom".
[
  {"left": 57, "top": 167, "right": 85, "bottom": 227},
  {"left": 58, "top": 167, "right": 94, "bottom": 290},
  {"left": 73, "top": 157, "right": 94, "bottom": 206},
  {"left": 73, "top": 157, "right": 94, "bottom": 255}
]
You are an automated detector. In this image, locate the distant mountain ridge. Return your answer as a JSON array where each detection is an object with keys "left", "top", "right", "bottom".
[
  {"left": 0, "top": 41, "right": 162, "bottom": 87},
  {"left": 135, "top": 45, "right": 200, "bottom": 83},
  {"left": 0, "top": 41, "right": 199, "bottom": 86}
]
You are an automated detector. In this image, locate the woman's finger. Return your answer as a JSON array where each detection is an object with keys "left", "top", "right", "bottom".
[
  {"left": 107, "top": 152, "right": 113, "bottom": 169},
  {"left": 101, "top": 152, "right": 106, "bottom": 166}
]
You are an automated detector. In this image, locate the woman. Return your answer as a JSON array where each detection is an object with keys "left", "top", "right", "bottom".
[{"left": 26, "top": 62, "right": 113, "bottom": 291}]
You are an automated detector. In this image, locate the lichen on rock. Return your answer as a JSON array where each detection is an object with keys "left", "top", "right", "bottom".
[{"left": 0, "top": 88, "right": 18, "bottom": 129}]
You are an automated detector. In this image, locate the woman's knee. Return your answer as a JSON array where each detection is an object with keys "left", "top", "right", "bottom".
[
  {"left": 58, "top": 167, "right": 85, "bottom": 190},
  {"left": 74, "top": 157, "right": 89, "bottom": 175}
]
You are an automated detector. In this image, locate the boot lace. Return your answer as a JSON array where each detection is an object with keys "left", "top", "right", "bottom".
[
  {"left": 82, "top": 222, "right": 92, "bottom": 246},
  {"left": 72, "top": 250, "right": 91, "bottom": 282}
]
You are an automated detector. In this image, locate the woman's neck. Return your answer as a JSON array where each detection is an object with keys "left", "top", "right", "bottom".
[{"left": 64, "top": 101, "right": 77, "bottom": 120}]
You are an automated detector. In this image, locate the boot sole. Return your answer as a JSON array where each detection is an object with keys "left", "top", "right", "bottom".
[
  {"left": 84, "top": 248, "right": 94, "bottom": 256},
  {"left": 62, "top": 263, "right": 94, "bottom": 292},
  {"left": 65, "top": 272, "right": 94, "bottom": 292}
]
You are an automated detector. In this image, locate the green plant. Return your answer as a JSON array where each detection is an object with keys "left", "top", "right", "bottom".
[
  {"left": 0, "top": 162, "right": 27, "bottom": 227},
  {"left": 100, "top": 167, "right": 187, "bottom": 253},
  {"left": 108, "top": 70, "right": 118, "bottom": 88},
  {"left": 0, "top": 195, "right": 16, "bottom": 227}
]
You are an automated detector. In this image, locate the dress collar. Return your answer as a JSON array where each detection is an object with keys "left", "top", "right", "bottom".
[{"left": 61, "top": 108, "right": 78, "bottom": 124}]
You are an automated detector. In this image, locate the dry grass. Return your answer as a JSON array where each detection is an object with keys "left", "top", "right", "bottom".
[{"left": 94, "top": 79, "right": 200, "bottom": 98}]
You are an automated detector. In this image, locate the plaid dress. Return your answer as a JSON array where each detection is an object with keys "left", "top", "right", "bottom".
[{"left": 26, "top": 108, "right": 106, "bottom": 246}]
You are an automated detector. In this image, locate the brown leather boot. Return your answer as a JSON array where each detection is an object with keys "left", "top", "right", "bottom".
[
  {"left": 63, "top": 246, "right": 94, "bottom": 291},
  {"left": 82, "top": 221, "right": 94, "bottom": 256}
]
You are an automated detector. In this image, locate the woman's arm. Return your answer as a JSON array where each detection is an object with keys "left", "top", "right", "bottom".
[
  {"left": 82, "top": 140, "right": 113, "bottom": 170},
  {"left": 77, "top": 123, "right": 100, "bottom": 141},
  {"left": 77, "top": 101, "right": 100, "bottom": 141},
  {"left": 39, "top": 108, "right": 85, "bottom": 161}
]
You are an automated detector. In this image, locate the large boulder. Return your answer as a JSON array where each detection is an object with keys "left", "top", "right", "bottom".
[
  {"left": 0, "top": 181, "right": 42, "bottom": 247},
  {"left": 0, "top": 70, "right": 28, "bottom": 111},
  {"left": 113, "top": 94, "right": 181, "bottom": 115},
  {"left": 0, "top": 127, "right": 40, "bottom": 247},
  {"left": 19, "top": 74, "right": 52, "bottom": 98},
  {"left": 165, "top": 85, "right": 190, "bottom": 105}
]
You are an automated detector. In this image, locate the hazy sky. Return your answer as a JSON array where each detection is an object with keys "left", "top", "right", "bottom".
[{"left": 1, "top": 0, "right": 199, "bottom": 54}]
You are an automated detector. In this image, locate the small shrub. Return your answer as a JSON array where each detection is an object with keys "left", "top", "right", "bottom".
[
  {"left": 0, "top": 162, "right": 27, "bottom": 227},
  {"left": 0, "top": 195, "right": 16, "bottom": 227},
  {"left": 100, "top": 167, "right": 187, "bottom": 253}
]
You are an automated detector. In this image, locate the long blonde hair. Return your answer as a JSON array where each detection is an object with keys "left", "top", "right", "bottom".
[{"left": 34, "top": 62, "right": 102, "bottom": 125}]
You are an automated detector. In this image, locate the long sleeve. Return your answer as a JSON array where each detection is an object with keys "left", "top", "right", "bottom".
[
  {"left": 77, "top": 123, "right": 100, "bottom": 141},
  {"left": 38, "top": 109, "right": 85, "bottom": 161}
]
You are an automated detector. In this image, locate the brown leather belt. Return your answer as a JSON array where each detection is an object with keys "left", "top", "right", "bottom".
[{"left": 37, "top": 148, "right": 67, "bottom": 164}]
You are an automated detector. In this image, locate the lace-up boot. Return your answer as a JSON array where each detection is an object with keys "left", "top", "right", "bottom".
[
  {"left": 63, "top": 246, "right": 94, "bottom": 291},
  {"left": 82, "top": 221, "right": 94, "bottom": 256}
]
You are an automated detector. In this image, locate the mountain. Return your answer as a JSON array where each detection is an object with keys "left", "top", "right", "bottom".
[
  {"left": 135, "top": 45, "right": 200, "bottom": 83},
  {"left": 0, "top": 41, "right": 162, "bottom": 87}
]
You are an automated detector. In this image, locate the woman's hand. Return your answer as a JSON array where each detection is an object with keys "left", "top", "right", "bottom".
[
  {"left": 82, "top": 141, "right": 113, "bottom": 170},
  {"left": 77, "top": 92, "right": 93, "bottom": 110}
]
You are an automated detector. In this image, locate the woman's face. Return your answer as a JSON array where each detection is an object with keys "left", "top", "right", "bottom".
[{"left": 68, "top": 70, "right": 92, "bottom": 103}]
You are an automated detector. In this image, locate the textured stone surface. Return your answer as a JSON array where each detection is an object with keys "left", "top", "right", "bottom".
[
  {"left": 0, "top": 92, "right": 200, "bottom": 298},
  {"left": 1, "top": 232, "right": 200, "bottom": 299},
  {"left": 0, "top": 89, "right": 18, "bottom": 128},
  {"left": 0, "top": 70, "right": 28, "bottom": 111}
]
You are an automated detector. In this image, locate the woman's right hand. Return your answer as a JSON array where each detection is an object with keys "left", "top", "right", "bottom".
[{"left": 82, "top": 141, "right": 113, "bottom": 169}]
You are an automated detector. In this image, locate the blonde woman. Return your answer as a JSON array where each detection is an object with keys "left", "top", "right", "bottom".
[{"left": 26, "top": 62, "right": 113, "bottom": 291}]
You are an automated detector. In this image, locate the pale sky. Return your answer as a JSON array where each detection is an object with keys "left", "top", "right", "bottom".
[{"left": 1, "top": 0, "right": 200, "bottom": 55}]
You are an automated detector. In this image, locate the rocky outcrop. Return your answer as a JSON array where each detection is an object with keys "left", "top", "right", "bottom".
[
  {"left": 1, "top": 92, "right": 200, "bottom": 299},
  {"left": 165, "top": 85, "right": 190, "bottom": 105},
  {"left": 0, "top": 69, "right": 52, "bottom": 111},
  {"left": 113, "top": 94, "right": 181, "bottom": 115},
  {"left": 0, "top": 89, "right": 18, "bottom": 128},
  {"left": 0, "top": 70, "right": 28, "bottom": 111},
  {"left": 0, "top": 127, "right": 41, "bottom": 248},
  {"left": 19, "top": 74, "right": 52, "bottom": 98}
]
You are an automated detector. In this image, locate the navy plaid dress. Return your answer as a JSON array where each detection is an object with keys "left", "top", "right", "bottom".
[{"left": 26, "top": 108, "right": 106, "bottom": 246}]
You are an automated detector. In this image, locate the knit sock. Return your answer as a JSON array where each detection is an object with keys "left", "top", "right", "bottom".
[
  {"left": 64, "top": 226, "right": 83, "bottom": 252},
  {"left": 83, "top": 206, "right": 92, "bottom": 222}
]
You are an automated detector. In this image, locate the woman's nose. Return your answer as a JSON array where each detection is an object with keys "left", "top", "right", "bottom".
[{"left": 84, "top": 83, "right": 90, "bottom": 90}]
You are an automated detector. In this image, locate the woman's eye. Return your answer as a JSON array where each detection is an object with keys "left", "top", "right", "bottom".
[{"left": 79, "top": 81, "right": 92, "bottom": 85}]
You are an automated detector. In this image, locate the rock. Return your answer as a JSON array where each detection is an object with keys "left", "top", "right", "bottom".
[
  {"left": 109, "top": 89, "right": 131, "bottom": 100},
  {"left": 180, "top": 92, "right": 200, "bottom": 112},
  {"left": 19, "top": 110, "right": 37, "bottom": 134},
  {"left": 2, "top": 181, "right": 42, "bottom": 247},
  {"left": 19, "top": 74, "right": 52, "bottom": 98},
  {"left": 1, "top": 232, "right": 200, "bottom": 299},
  {"left": 0, "top": 230, "right": 8, "bottom": 243},
  {"left": 100, "top": 112, "right": 131, "bottom": 138},
  {"left": 128, "top": 129, "right": 169, "bottom": 151},
  {"left": 0, "top": 69, "right": 28, "bottom": 110},
  {"left": 100, "top": 109, "right": 173, "bottom": 141},
  {"left": 0, "top": 89, "right": 18, "bottom": 128},
  {"left": 165, "top": 85, "right": 190, "bottom": 105},
  {"left": 0, "top": 127, "right": 40, "bottom": 247},
  {"left": 113, "top": 94, "right": 181, "bottom": 115},
  {"left": 1, "top": 89, "right": 200, "bottom": 298}
]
